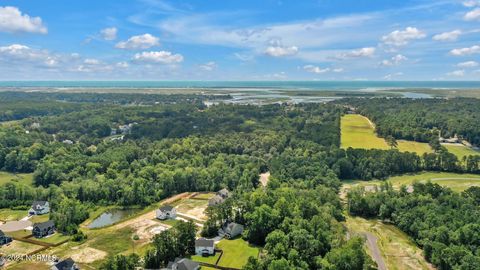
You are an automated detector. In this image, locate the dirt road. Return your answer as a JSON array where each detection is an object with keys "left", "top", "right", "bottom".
[{"left": 363, "top": 232, "right": 387, "bottom": 270}]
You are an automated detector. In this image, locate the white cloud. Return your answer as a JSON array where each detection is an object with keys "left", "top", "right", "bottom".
[
  {"left": 338, "top": 47, "right": 376, "bottom": 59},
  {"left": 234, "top": 52, "right": 254, "bottom": 62},
  {"left": 199, "top": 61, "right": 217, "bottom": 71},
  {"left": 133, "top": 51, "right": 184, "bottom": 64},
  {"left": 100, "top": 27, "right": 118, "bottom": 40},
  {"left": 116, "top": 61, "right": 129, "bottom": 68},
  {"left": 432, "top": 30, "right": 462, "bottom": 41},
  {"left": 303, "top": 65, "right": 343, "bottom": 74},
  {"left": 384, "top": 72, "right": 403, "bottom": 80},
  {"left": 381, "top": 54, "right": 408, "bottom": 66},
  {"left": 465, "top": 8, "right": 480, "bottom": 21},
  {"left": 84, "top": 58, "right": 100, "bottom": 65},
  {"left": 457, "top": 61, "right": 479, "bottom": 68},
  {"left": 447, "top": 70, "right": 465, "bottom": 77},
  {"left": 450, "top": 45, "right": 480, "bottom": 56},
  {"left": 0, "top": 44, "right": 58, "bottom": 67},
  {"left": 463, "top": 1, "right": 480, "bottom": 7},
  {"left": 264, "top": 45, "right": 298, "bottom": 57},
  {"left": 116, "top": 34, "right": 160, "bottom": 49},
  {"left": 381, "top": 27, "right": 426, "bottom": 46},
  {"left": 0, "top": 6, "right": 47, "bottom": 34}
]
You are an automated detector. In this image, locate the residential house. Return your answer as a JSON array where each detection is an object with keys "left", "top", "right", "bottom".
[
  {"left": 156, "top": 205, "right": 176, "bottom": 220},
  {"left": 195, "top": 238, "right": 215, "bottom": 256},
  {"left": 0, "top": 230, "right": 12, "bottom": 246},
  {"left": 208, "top": 188, "right": 230, "bottom": 207},
  {"left": 219, "top": 222, "right": 244, "bottom": 239},
  {"left": 29, "top": 201, "right": 50, "bottom": 215},
  {"left": 162, "top": 258, "right": 199, "bottom": 270},
  {"left": 51, "top": 258, "right": 78, "bottom": 270},
  {"left": 62, "top": 139, "right": 74, "bottom": 145},
  {"left": 32, "top": 220, "right": 55, "bottom": 238}
]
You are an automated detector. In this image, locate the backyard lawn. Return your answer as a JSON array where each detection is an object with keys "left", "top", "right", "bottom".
[
  {"left": 36, "top": 233, "right": 70, "bottom": 245},
  {"left": 443, "top": 144, "right": 480, "bottom": 160},
  {"left": 0, "top": 209, "right": 27, "bottom": 221},
  {"left": 217, "top": 238, "right": 260, "bottom": 269}
]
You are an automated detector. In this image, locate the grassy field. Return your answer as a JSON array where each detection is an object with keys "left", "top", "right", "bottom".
[
  {"left": 341, "top": 114, "right": 432, "bottom": 155},
  {"left": 0, "top": 209, "right": 27, "bottom": 221},
  {"left": 192, "top": 193, "right": 215, "bottom": 200},
  {"left": 344, "top": 171, "right": 480, "bottom": 192},
  {"left": 36, "top": 233, "right": 70, "bottom": 245},
  {"left": 443, "top": 144, "right": 480, "bottom": 160},
  {"left": 191, "top": 252, "right": 221, "bottom": 264},
  {"left": 345, "top": 215, "right": 432, "bottom": 270},
  {"left": 0, "top": 171, "right": 34, "bottom": 186},
  {"left": 30, "top": 215, "right": 50, "bottom": 224},
  {"left": 217, "top": 238, "right": 260, "bottom": 269}
]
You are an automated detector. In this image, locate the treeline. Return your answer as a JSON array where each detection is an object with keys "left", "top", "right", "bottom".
[
  {"left": 340, "top": 98, "right": 480, "bottom": 146},
  {"left": 348, "top": 183, "right": 480, "bottom": 269}
]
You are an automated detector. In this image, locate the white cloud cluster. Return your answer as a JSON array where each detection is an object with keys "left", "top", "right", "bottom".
[
  {"left": 381, "top": 27, "right": 426, "bottom": 46},
  {"left": 133, "top": 51, "right": 183, "bottom": 64},
  {"left": 199, "top": 61, "right": 217, "bottom": 71},
  {"left": 457, "top": 61, "right": 478, "bottom": 68},
  {"left": 100, "top": 27, "right": 118, "bottom": 40},
  {"left": 432, "top": 30, "right": 462, "bottom": 42},
  {"left": 384, "top": 72, "right": 403, "bottom": 80},
  {"left": 381, "top": 54, "right": 407, "bottom": 66},
  {"left": 447, "top": 70, "right": 465, "bottom": 77},
  {"left": 303, "top": 65, "right": 343, "bottom": 74},
  {"left": 338, "top": 47, "right": 375, "bottom": 59},
  {"left": 0, "top": 44, "right": 57, "bottom": 67},
  {"left": 0, "top": 6, "right": 47, "bottom": 34},
  {"left": 464, "top": 8, "right": 480, "bottom": 21},
  {"left": 463, "top": 1, "right": 480, "bottom": 7},
  {"left": 264, "top": 45, "right": 298, "bottom": 57},
  {"left": 116, "top": 34, "right": 160, "bottom": 49},
  {"left": 450, "top": 45, "right": 480, "bottom": 56}
]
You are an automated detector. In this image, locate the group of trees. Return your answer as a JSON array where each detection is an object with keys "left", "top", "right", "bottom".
[{"left": 348, "top": 183, "right": 480, "bottom": 269}]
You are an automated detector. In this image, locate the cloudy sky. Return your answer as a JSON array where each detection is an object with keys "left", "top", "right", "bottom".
[{"left": 0, "top": 0, "right": 479, "bottom": 80}]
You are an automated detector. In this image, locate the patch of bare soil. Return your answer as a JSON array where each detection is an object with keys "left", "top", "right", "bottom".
[{"left": 70, "top": 247, "right": 107, "bottom": 264}]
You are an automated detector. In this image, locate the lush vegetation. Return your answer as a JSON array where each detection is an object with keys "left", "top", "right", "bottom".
[{"left": 348, "top": 183, "right": 480, "bottom": 269}]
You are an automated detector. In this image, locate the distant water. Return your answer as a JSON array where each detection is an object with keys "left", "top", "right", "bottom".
[{"left": 0, "top": 81, "right": 480, "bottom": 91}]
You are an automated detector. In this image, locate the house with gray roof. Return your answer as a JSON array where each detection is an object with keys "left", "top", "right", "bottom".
[
  {"left": 162, "top": 258, "right": 199, "bottom": 270},
  {"left": 219, "top": 222, "right": 244, "bottom": 239},
  {"left": 51, "top": 258, "right": 78, "bottom": 270},
  {"left": 156, "top": 205, "right": 177, "bottom": 220},
  {"left": 0, "top": 230, "right": 12, "bottom": 246},
  {"left": 208, "top": 188, "right": 231, "bottom": 207},
  {"left": 29, "top": 200, "right": 50, "bottom": 215},
  {"left": 33, "top": 220, "right": 55, "bottom": 238},
  {"left": 195, "top": 238, "right": 215, "bottom": 256}
]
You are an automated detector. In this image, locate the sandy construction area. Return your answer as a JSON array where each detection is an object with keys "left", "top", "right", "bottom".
[{"left": 70, "top": 247, "right": 108, "bottom": 264}]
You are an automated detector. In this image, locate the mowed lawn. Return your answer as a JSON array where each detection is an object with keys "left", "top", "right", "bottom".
[
  {"left": 0, "top": 171, "right": 34, "bottom": 186},
  {"left": 443, "top": 144, "right": 480, "bottom": 160},
  {"left": 0, "top": 209, "right": 27, "bottom": 221},
  {"left": 345, "top": 171, "right": 480, "bottom": 192},
  {"left": 217, "top": 238, "right": 260, "bottom": 269},
  {"left": 345, "top": 215, "right": 432, "bottom": 270},
  {"left": 341, "top": 114, "right": 432, "bottom": 155}
]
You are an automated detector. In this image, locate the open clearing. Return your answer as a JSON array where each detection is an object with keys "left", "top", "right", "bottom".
[
  {"left": 0, "top": 209, "right": 27, "bottom": 221},
  {"left": 341, "top": 114, "right": 432, "bottom": 155},
  {"left": 216, "top": 238, "right": 260, "bottom": 269},
  {"left": 344, "top": 171, "right": 480, "bottom": 192},
  {"left": 443, "top": 144, "right": 480, "bottom": 160},
  {"left": 0, "top": 171, "right": 34, "bottom": 186},
  {"left": 345, "top": 215, "right": 433, "bottom": 270},
  {"left": 173, "top": 198, "right": 210, "bottom": 222}
]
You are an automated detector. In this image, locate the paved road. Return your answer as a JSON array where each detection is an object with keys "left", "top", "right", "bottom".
[{"left": 363, "top": 232, "right": 387, "bottom": 270}]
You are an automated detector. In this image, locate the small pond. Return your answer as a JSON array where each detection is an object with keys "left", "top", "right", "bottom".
[{"left": 88, "top": 208, "right": 140, "bottom": 229}]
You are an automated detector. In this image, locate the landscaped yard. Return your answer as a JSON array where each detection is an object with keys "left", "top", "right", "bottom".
[
  {"left": 443, "top": 144, "right": 480, "bottom": 160},
  {"left": 191, "top": 252, "right": 221, "bottom": 264},
  {"left": 0, "top": 239, "right": 44, "bottom": 254},
  {"left": 6, "top": 229, "right": 32, "bottom": 238},
  {"left": 345, "top": 215, "right": 432, "bottom": 270},
  {"left": 216, "top": 238, "right": 260, "bottom": 269},
  {"left": 0, "top": 171, "right": 34, "bottom": 186},
  {"left": 36, "top": 233, "right": 70, "bottom": 245},
  {"left": 341, "top": 114, "right": 432, "bottom": 155},
  {"left": 29, "top": 214, "right": 50, "bottom": 224},
  {"left": 88, "top": 226, "right": 135, "bottom": 256},
  {"left": 0, "top": 209, "right": 27, "bottom": 221}
]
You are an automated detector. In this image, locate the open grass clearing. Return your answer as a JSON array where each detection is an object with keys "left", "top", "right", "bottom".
[
  {"left": 0, "top": 171, "right": 34, "bottom": 186},
  {"left": 443, "top": 144, "right": 480, "bottom": 160},
  {"left": 341, "top": 114, "right": 433, "bottom": 155},
  {"left": 29, "top": 214, "right": 50, "bottom": 224},
  {"left": 173, "top": 198, "right": 209, "bottom": 221},
  {"left": 345, "top": 215, "right": 433, "bottom": 270},
  {"left": 1, "top": 239, "right": 44, "bottom": 254},
  {"left": 343, "top": 171, "right": 480, "bottom": 193},
  {"left": 0, "top": 209, "right": 27, "bottom": 221},
  {"left": 216, "top": 238, "right": 260, "bottom": 269},
  {"left": 192, "top": 192, "right": 216, "bottom": 200},
  {"left": 35, "top": 233, "right": 70, "bottom": 245}
]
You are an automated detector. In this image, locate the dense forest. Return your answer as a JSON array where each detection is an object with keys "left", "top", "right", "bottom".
[
  {"left": 340, "top": 98, "right": 480, "bottom": 146},
  {"left": 0, "top": 92, "right": 479, "bottom": 269}
]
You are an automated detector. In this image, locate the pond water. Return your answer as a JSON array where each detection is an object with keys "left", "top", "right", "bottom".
[{"left": 88, "top": 208, "right": 140, "bottom": 229}]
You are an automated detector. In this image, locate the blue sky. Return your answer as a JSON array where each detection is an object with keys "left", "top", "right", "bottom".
[{"left": 0, "top": 0, "right": 479, "bottom": 80}]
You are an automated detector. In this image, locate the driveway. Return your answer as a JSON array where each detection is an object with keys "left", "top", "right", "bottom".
[
  {"left": 0, "top": 220, "right": 32, "bottom": 232},
  {"left": 363, "top": 232, "right": 387, "bottom": 270}
]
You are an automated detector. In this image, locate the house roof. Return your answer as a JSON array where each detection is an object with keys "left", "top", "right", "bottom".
[
  {"left": 217, "top": 188, "right": 229, "bottom": 196},
  {"left": 174, "top": 258, "right": 199, "bottom": 270},
  {"left": 53, "top": 258, "right": 75, "bottom": 270},
  {"left": 226, "top": 222, "right": 243, "bottom": 232},
  {"left": 195, "top": 238, "right": 214, "bottom": 248},
  {"left": 31, "top": 200, "right": 48, "bottom": 209},
  {"left": 34, "top": 220, "right": 55, "bottom": 230},
  {"left": 159, "top": 205, "right": 174, "bottom": 212},
  {"left": 208, "top": 195, "right": 224, "bottom": 205}
]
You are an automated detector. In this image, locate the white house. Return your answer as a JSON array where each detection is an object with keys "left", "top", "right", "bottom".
[
  {"left": 195, "top": 238, "right": 215, "bottom": 256},
  {"left": 29, "top": 201, "right": 50, "bottom": 215},
  {"left": 156, "top": 205, "right": 176, "bottom": 220}
]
